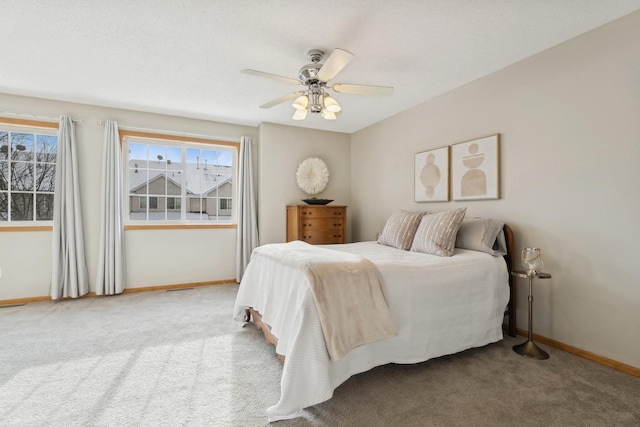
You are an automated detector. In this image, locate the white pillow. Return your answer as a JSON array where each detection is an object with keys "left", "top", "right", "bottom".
[
  {"left": 455, "top": 217, "right": 507, "bottom": 256},
  {"left": 410, "top": 208, "right": 467, "bottom": 257},
  {"left": 377, "top": 210, "right": 426, "bottom": 251}
]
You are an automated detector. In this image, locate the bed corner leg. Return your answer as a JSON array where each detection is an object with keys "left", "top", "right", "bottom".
[{"left": 243, "top": 308, "right": 252, "bottom": 327}]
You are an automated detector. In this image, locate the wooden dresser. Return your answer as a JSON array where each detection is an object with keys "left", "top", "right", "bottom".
[{"left": 286, "top": 205, "right": 347, "bottom": 245}]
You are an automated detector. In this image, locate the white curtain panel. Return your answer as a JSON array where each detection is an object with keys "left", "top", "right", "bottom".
[
  {"left": 235, "top": 136, "right": 259, "bottom": 282},
  {"left": 96, "top": 120, "right": 126, "bottom": 295},
  {"left": 50, "top": 116, "right": 89, "bottom": 299}
]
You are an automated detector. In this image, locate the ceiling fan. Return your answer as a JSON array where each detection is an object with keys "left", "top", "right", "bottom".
[{"left": 242, "top": 48, "right": 393, "bottom": 121}]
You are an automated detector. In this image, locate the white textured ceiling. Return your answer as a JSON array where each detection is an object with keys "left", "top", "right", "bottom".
[{"left": 1, "top": 1, "right": 639, "bottom": 134}]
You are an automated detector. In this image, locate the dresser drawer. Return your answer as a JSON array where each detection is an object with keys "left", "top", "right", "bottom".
[
  {"left": 299, "top": 218, "right": 344, "bottom": 233},
  {"left": 300, "top": 235, "right": 344, "bottom": 245},
  {"left": 298, "top": 207, "right": 345, "bottom": 218},
  {"left": 299, "top": 219, "right": 344, "bottom": 244},
  {"left": 299, "top": 229, "right": 345, "bottom": 244}
]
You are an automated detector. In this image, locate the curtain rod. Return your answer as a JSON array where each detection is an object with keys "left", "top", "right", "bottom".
[
  {"left": 98, "top": 121, "right": 241, "bottom": 143},
  {"left": 0, "top": 111, "right": 82, "bottom": 123}
]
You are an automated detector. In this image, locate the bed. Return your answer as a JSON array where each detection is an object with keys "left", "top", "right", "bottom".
[{"left": 233, "top": 211, "right": 515, "bottom": 422}]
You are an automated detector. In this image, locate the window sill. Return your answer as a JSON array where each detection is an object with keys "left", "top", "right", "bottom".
[
  {"left": 0, "top": 226, "right": 53, "bottom": 232},
  {"left": 124, "top": 224, "right": 236, "bottom": 230}
]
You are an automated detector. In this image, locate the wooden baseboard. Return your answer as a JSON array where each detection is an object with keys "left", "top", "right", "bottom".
[
  {"left": 0, "top": 295, "right": 51, "bottom": 306},
  {"left": 0, "top": 279, "right": 237, "bottom": 306},
  {"left": 516, "top": 328, "right": 640, "bottom": 378},
  {"left": 120, "top": 279, "right": 235, "bottom": 294}
]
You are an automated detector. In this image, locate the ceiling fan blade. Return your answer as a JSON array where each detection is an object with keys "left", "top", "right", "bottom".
[
  {"left": 241, "top": 69, "right": 301, "bottom": 86},
  {"left": 260, "top": 91, "right": 305, "bottom": 109},
  {"left": 332, "top": 84, "right": 394, "bottom": 96},
  {"left": 316, "top": 48, "right": 354, "bottom": 82}
]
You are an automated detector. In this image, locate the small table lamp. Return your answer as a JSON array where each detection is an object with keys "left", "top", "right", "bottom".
[
  {"left": 521, "top": 247, "right": 543, "bottom": 275},
  {"left": 512, "top": 247, "right": 551, "bottom": 360}
]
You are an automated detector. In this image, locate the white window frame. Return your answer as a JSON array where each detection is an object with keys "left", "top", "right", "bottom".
[
  {"left": 0, "top": 121, "right": 58, "bottom": 228},
  {"left": 122, "top": 133, "right": 238, "bottom": 227}
]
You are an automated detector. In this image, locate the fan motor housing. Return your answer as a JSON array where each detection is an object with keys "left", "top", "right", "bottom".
[
  {"left": 298, "top": 49, "right": 325, "bottom": 83},
  {"left": 298, "top": 63, "right": 322, "bottom": 83}
]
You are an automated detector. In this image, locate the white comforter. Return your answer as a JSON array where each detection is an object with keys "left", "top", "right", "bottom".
[{"left": 233, "top": 241, "right": 509, "bottom": 422}]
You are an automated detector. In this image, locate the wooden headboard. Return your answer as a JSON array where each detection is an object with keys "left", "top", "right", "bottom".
[{"left": 503, "top": 224, "right": 516, "bottom": 337}]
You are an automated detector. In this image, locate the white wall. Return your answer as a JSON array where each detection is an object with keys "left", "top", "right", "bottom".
[
  {"left": 351, "top": 12, "right": 640, "bottom": 368},
  {"left": 258, "top": 123, "right": 351, "bottom": 245},
  {"left": 0, "top": 94, "right": 257, "bottom": 299}
]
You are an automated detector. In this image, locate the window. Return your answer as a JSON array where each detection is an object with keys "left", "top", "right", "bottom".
[
  {"left": 0, "top": 124, "right": 58, "bottom": 223},
  {"left": 149, "top": 196, "right": 158, "bottom": 210},
  {"left": 167, "top": 197, "right": 181, "bottom": 210},
  {"left": 219, "top": 198, "right": 232, "bottom": 211},
  {"left": 124, "top": 133, "right": 237, "bottom": 224}
]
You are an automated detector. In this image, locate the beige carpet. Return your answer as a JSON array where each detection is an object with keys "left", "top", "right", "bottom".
[{"left": 1, "top": 284, "right": 638, "bottom": 426}]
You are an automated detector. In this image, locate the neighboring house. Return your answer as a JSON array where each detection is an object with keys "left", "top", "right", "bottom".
[{"left": 128, "top": 161, "right": 233, "bottom": 219}]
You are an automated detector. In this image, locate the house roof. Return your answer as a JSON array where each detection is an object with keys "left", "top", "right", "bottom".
[{"left": 128, "top": 162, "right": 232, "bottom": 196}]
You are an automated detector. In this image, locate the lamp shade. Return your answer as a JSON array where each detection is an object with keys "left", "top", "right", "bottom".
[
  {"left": 521, "top": 247, "right": 543, "bottom": 273},
  {"left": 292, "top": 109, "right": 308, "bottom": 120},
  {"left": 292, "top": 95, "right": 309, "bottom": 110},
  {"left": 323, "top": 94, "right": 341, "bottom": 113},
  {"left": 321, "top": 109, "right": 336, "bottom": 120}
]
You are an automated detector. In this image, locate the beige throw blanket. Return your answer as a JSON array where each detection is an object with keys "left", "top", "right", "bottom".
[{"left": 254, "top": 241, "right": 397, "bottom": 360}]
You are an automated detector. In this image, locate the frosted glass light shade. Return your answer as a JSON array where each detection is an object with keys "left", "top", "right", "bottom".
[
  {"left": 321, "top": 109, "right": 336, "bottom": 120},
  {"left": 292, "top": 95, "right": 309, "bottom": 110},
  {"left": 292, "top": 109, "right": 308, "bottom": 120},
  {"left": 323, "top": 95, "right": 341, "bottom": 112}
]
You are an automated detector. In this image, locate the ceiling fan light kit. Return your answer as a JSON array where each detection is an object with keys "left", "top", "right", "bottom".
[
  {"left": 290, "top": 82, "right": 341, "bottom": 120},
  {"left": 242, "top": 48, "right": 393, "bottom": 121}
]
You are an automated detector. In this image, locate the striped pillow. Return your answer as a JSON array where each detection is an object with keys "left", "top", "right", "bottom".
[
  {"left": 410, "top": 208, "right": 467, "bottom": 257},
  {"left": 455, "top": 217, "right": 507, "bottom": 256},
  {"left": 377, "top": 210, "right": 426, "bottom": 250}
]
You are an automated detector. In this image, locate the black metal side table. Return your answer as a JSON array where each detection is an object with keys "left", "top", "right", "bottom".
[{"left": 511, "top": 270, "right": 551, "bottom": 360}]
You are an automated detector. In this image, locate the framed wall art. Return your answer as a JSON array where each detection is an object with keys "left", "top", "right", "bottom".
[
  {"left": 451, "top": 134, "right": 500, "bottom": 200},
  {"left": 414, "top": 146, "right": 449, "bottom": 202}
]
